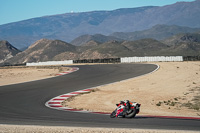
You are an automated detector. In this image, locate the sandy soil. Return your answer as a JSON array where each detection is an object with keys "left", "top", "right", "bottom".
[
  {"left": 64, "top": 62, "right": 200, "bottom": 117},
  {"left": 0, "top": 66, "right": 70, "bottom": 86},
  {"left": 0, "top": 124, "right": 199, "bottom": 133}
]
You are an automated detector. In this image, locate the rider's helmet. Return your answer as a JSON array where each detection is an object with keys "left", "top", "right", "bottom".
[
  {"left": 123, "top": 100, "right": 129, "bottom": 103},
  {"left": 120, "top": 101, "right": 125, "bottom": 104}
]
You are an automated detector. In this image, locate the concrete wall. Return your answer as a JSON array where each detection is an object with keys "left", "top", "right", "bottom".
[
  {"left": 26, "top": 60, "right": 73, "bottom": 66},
  {"left": 120, "top": 56, "right": 183, "bottom": 63}
]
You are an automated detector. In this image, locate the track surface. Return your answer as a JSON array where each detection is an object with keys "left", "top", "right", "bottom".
[{"left": 0, "top": 64, "right": 199, "bottom": 131}]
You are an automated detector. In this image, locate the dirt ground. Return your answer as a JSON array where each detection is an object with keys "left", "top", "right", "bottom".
[
  {"left": 64, "top": 62, "right": 200, "bottom": 117},
  {"left": 0, "top": 124, "right": 199, "bottom": 133},
  {"left": 0, "top": 66, "right": 70, "bottom": 86}
]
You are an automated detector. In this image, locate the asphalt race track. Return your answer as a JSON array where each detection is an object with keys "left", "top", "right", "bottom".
[{"left": 0, "top": 64, "right": 200, "bottom": 131}]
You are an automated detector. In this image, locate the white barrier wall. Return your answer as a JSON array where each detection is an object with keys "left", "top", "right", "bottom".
[
  {"left": 120, "top": 56, "right": 183, "bottom": 63},
  {"left": 26, "top": 56, "right": 183, "bottom": 66},
  {"left": 26, "top": 60, "right": 73, "bottom": 66}
]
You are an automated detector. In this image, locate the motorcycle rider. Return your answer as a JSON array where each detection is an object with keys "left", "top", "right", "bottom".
[
  {"left": 120, "top": 100, "right": 132, "bottom": 111},
  {"left": 110, "top": 100, "right": 140, "bottom": 118}
]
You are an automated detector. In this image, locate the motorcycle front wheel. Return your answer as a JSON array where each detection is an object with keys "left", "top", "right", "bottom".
[
  {"left": 125, "top": 109, "right": 137, "bottom": 118},
  {"left": 110, "top": 110, "right": 116, "bottom": 118}
]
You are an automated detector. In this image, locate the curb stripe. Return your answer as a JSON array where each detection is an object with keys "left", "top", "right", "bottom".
[
  {"left": 49, "top": 105, "right": 63, "bottom": 107},
  {"left": 56, "top": 67, "right": 79, "bottom": 76},
  {"left": 60, "top": 95, "right": 73, "bottom": 97},
  {"left": 45, "top": 88, "right": 93, "bottom": 112},
  {"left": 52, "top": 99, "right": 66, "bottom": 101},
  {"left": 82, "top": 89, "right": 92, "bottom": 91},
  {"left": 70, "top": 92, "right": 82, "bottom": 94},
  {"left": 48, "top": 102, "right": 61, "bottom": 104}
]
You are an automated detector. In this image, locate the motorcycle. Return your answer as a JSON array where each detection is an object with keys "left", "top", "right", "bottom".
[{"left": 110, "top": 101, "right": 141, "bottom": 118}]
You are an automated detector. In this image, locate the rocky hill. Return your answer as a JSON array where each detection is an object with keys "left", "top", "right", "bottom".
[
  {"left": 162, "top": 33, "right": 200, "bottom": 56},
  {"left": 0, "top": 0, "right": 200, "bottom": 49},
  {"left": 0, "top": 41, "right": 20, "bottom": 63},
  {"left": 121, "top": 39, "right": 169, "bottom": 56},
  {"left": 162, "top": 33, "right": 200, "bottom": 45},
  {"left": 4, "top": 39, "right": 76, "bottom": 64}
]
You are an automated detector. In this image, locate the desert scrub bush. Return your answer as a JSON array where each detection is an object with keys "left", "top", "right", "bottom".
[
  {"left": 156, "top": 101, "right": 162, "bottom": 106},
  {"left": 174, "top": 97, "right": 178, "bottom": 101},
  {"left": 163, "top": 99, "right": 179, "bottom": 107},
  {"left": 169, "top": 101, "right": 176, "bottom": 106},
  {"left": 182, "top": 101, "right": 200, "bottom": 111}
]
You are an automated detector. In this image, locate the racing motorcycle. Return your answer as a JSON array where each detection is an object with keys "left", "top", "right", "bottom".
[{"left": 110, "top": 101, "right": 141, "bottom": 118}]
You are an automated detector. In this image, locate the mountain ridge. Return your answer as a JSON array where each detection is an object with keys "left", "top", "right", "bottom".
[
  {"left": 0, "top": 41, "right": 20, "bottom": 63},
  {"left": 71, "top": 25, "right": 200, "bottom": 46},
  {"left": 110, "top": 24, "right": 200, "bottom": 41},
  {"left": 70, "top": 34, "right": 123, "bottom": 46}
]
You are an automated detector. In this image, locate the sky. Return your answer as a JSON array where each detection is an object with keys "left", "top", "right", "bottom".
[{"left": 0, "top": 0, "right": 195, "bottom": 25}]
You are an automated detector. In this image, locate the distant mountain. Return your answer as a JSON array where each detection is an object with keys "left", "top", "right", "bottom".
[
  {"left": 0, "top": 0, "right": 200, "bottom": 49},
  {"left": 72, "top": 25, "right": 200, "bottom": 46},
  {"left": 110, "top": 25, "right": 200, "bottom": 41},
  {"left": 0, "top": 41, "right": 20, "bottom": 63},
  {"left": 162, "top": 33, "right": 200, "bottom": 45},
  {"left": 82, "top": 40, "right": 100, "bottom": 47},
  {"left": 121, "top": 39, "right": 169, "bottom": 56},
  {"left": 161, "top": 33, "right": 200, "bottom": 56},
  {"left": 163, "top": 33, "right": 200, "bottom": 55},
  {"left": 82, "top": 40, "right": 133, "bottom": 58},
  {"left": 70, "top": 34, "right": 123, "bottom": 46}
]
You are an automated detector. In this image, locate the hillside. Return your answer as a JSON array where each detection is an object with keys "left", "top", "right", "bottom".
[
  {"left": 0, "top": 0, "right": 200, "bottom": 49},
  {"left": 0, "top": 41, "right": 20, "bottom": 63},
  {"left": 4, "top": 39, "right": 76, "bottom": 64},
  {"left": 162, "top": 33, "right": 200, "bottom": 45},
  {"left": 121, "top": 39, "right": 170, "bottom": 56},
  {"left": 162, "top": 33, "right": 200, "bottom": 56},
  {"left": 111, "top": 25, "right": 200, "bottom": 41},
  {"left": 70, "top": 34, "right": 123, "bottom": 46}
]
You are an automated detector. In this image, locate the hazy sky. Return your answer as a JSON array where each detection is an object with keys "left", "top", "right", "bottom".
[{"left": 0, "top": 0, "right": 195, "bottom": 25}]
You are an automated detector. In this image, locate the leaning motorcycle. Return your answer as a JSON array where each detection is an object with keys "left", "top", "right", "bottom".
[{"left": 110, "top": 101, "right": 141, "bottom": 118}]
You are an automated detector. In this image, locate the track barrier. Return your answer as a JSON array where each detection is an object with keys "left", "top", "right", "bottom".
[
  {"left": 26, "top": 60, "right": 73, "bottom": 66},
  {"left": 120, "top": 56, "right": 183, "bottom": 63},
  {"left": 26, "top": 56, "right": 200, "bottom": 66}
]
